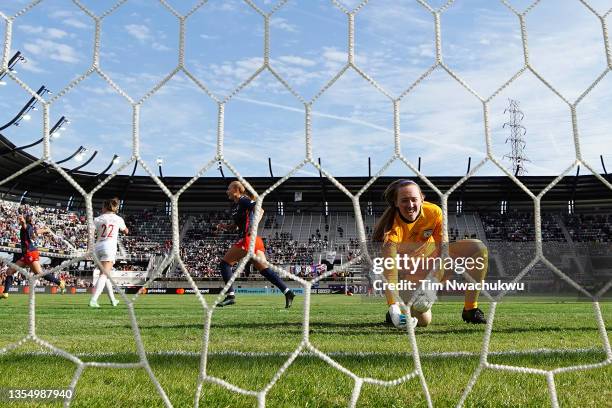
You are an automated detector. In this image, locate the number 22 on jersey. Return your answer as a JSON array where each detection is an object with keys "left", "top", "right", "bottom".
[{"left": 100, "top": 224, "right": 115, "bottom": 238}]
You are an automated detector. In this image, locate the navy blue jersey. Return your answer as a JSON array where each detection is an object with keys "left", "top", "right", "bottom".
[
  {"left": 231, "top": 196, "right": 256, "bottom": 236},
  {"left": 20, "top": 223, "right": 37, "bottom": 253}
]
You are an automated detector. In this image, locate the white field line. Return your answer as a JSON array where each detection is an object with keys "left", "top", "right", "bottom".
[{"left": 8, "top": 347, "right": 604, "bottom": 359}]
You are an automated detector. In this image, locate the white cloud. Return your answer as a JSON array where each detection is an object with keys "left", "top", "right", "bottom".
[
  {"left": 18, "top": 24, "right": 44, "bottom": 34},
  {"left": 418, "top": 44, "right": 434, "bottom": 58},
  {"left": 63, "top": 18, "right": 88, "bottom": 29},
  {"left": 50, "top": 10, "right": 72, "bottom": 18},
  {"left": 233, "top": 95, "right": 481, "bottom": 159},
  {"left": 277, "top": 55, "right": 317, "bottom": 67},
  {"left": 152, "top": 42, "right": 171, "bottom": 52},
  {"left": 47, "top": 28, "right": 68, "bottom": 39},
  {"left": 270, "top": 17, "right": 298, "bottom": 33},
  {"left": 16, "top": 57, "right": 45, "bottom": 74},
  {"left": 124, "top": 24, "right": 171, "bottom": 52},
  {"left": 321, "top": 47, "right": 348, "bottom": 73},
  {"left": 322, "top": 47, "right": 346, "bottom": 64},
  {"left": 19, "top": 25, "right": 70, "bottom": 39},
  {"left": 2, "top": 0, "right": 607, "bottom": 177},
  {"left": 79, "top": 85, "right": 119, "bottom": 95},
  {"left": 23, "top": 42, "right": 43, "bottom": 55},
  {"left": 23, "top": 39, "right": 80, "bottom": 63},
  {"left": 205, "top": 57, "right": 264, "bottom": 92},
  {"left": 125, "top": 24, "right": 151, "bottom": 42},
  {"left": 359, "top": 0, "right": 432, "bottom": 33}
]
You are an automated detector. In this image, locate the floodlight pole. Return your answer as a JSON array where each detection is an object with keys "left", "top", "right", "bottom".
[
  {"left": 97, "top": 154, "right": 119, "bottom": 179},
  {"left": 317, "top": 157, "right": 328, "bottom": 218},
  {"left": 70, "top": 149, "right": 98, "bottom": 173},
  {"left": 35, "top": 148, "right": 98, "bottom": 204},
  {"left": 218, "top": 161, "right": 225, "bottom": 178},
  {"left": 4, "top": 145, "right": 85, "bottom": 199},
  {"left": 569, "top": 165, "right": 580, "bottom": 210},
  {"left": 0, "top": 85, "right": 49, "bottom": 131},
  {"left": 119, "top": 161, "right": 139, "bottom": 206},
  {"left": 0, "top": 116, "right": 67, "bottom": 157}
]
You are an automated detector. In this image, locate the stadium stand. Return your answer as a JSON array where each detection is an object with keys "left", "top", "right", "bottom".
[{"left": 2, "top": 195, "right": 611, "bottom": 292}]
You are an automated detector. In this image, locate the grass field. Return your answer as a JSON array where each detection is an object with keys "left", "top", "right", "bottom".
[{"left": 0, "top": 293, "right": 610, "bottom": 407}]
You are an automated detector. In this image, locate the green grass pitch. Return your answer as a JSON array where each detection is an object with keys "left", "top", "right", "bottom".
[{"left": 0, "top": 294, "right": 610, "bottom": 407}]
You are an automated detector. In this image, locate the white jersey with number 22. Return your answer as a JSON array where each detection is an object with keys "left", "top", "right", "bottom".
[{"left": 94, "top": 213, "right": 126, "bottom": 250}]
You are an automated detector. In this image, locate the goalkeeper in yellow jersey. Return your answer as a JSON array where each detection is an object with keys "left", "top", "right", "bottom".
[{"left": 372, "top": 179, "right": 488, "bottom": 328}]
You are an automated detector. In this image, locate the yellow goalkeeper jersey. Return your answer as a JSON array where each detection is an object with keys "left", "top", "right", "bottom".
[{"left": 383, "top": 201, "right": 443, "bottom": 257}]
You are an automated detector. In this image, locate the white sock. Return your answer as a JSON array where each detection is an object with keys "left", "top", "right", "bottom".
[
  {"left": 105, "top": 278, "right": 117, "bottom": 303},
  {"left": 91, "top": 274, "right": 107, "bottom": 303}
]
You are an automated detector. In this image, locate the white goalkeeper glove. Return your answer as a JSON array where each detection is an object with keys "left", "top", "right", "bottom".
[
  {"left": 389, "top": 303, "right": 418, "bottom": 330},
  {"left": 412, "top": 276, "right": 439, "bottom": 313}
]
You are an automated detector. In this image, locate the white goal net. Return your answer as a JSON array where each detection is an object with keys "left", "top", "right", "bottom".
[{"left": 0, "top": 1, "right": 611, "bottom": 407}]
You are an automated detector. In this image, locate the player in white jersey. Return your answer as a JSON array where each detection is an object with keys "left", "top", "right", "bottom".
[{"left": 89, "top": 198, "right": 129, "bottom": 308}]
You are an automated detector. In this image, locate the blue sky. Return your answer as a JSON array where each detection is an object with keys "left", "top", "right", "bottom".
[{"left": 1, "top": 0, "right": 611, "bottom": 180}]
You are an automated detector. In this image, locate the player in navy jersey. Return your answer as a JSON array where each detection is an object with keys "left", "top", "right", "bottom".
[
  {"left": 1, "top": 212, "right": 65, "bottom": 299},
  {"left": 217, "top": 181, "right": 295, "bottom": 308}
]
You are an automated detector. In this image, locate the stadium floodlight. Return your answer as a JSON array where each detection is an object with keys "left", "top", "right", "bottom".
[
  {"left": 50, "top": 116, "right": 69, "bottom": 140},
  {"left": 96, "top": 154, "right": 120, "bottom": 178},
  {"left": 156, "top": 156, "right": 164, "bottom": 178},
  {"left": 0, "top": 85, "right": 50, "bottom": 130},
  {"left": 54, "top": 146, "right": 85, "bottom": 165},
  {"left": 0, "top": 51, "right": 26, "bottom": 84},
  {"left": 0, "top": 116, "right": 68, "bottom": 157},
  {"left": 69, "top": 149, "right": 98, "bottom": 173},
  {"left": 74, "top": 147, "right": 88, "bottom": 162}
]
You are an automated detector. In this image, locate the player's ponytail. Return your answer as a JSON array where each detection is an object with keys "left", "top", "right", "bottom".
[
  {"left": 103, "top": 197, "right": 120, "bottom": 213},
  {"left": 372, "top": 179, "right": 420, "bottom": 242},
  {"left": 230, "top": 180, "right": 257, "bottom": 200}
]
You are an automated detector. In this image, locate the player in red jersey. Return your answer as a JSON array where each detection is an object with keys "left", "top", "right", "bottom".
[{"left": 1, "top": 212, "right": 65, "bottom": 299}]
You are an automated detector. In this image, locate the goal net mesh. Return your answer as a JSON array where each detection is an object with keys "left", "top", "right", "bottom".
[{"left": 0, "top": 1, "right": 611, "bottom": 407}]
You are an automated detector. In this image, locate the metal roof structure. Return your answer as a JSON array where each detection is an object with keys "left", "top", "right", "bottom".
[{"left": 2, "top": 132, "right": 610, "bottom": 213}]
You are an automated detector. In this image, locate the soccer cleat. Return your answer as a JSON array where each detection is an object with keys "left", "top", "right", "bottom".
[
  {"left": 462, "top": 307, "right": 486, "bottom": 324},
  {"left": 111, "top": 299, "right": 120, "bottom": 307},
  {"left": 217, "top": 295, "right": 236, "bottom": 307},
  {"left": 89, "top": 300, "right": 100, "bottom": 308},
  {"left": 0, "top": 293, "right": 8, "bottom": 300},
  {"left": 285, "top": 290, "right": 295, "bottom": 309},
  {"left": 59, "top": 279, "right": 66, "bottom": 294}
]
